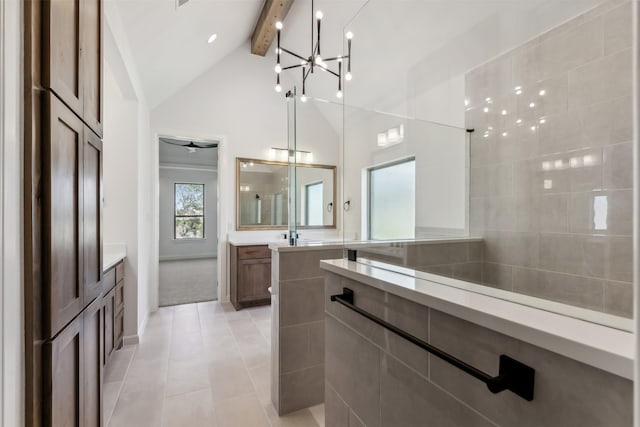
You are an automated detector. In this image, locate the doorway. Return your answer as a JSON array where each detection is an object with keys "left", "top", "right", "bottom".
[{"left": 157, "top": 136, "right": 219, "bottom": 306}]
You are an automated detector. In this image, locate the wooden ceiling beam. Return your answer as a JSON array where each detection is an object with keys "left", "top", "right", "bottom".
[{"left": 251, "top": 0, "right": 295, "bottom": 56}]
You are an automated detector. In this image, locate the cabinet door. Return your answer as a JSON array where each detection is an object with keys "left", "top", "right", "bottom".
[
  {"left": 237, "top": 258, "right": 271, "bottom": 303},
  {"left": 114, "top": 309, "right": 124, "bottom": 351},
  {"left": 83, "top": 128, "right": 103, "bottom": 305},
  {"left": 83, "top": 298, "right": 103, "bottom": 427},
  {"left": 103, "top": 289, "right": 115, "bottom": 366},
  {"left": 81, "top": 0, "right": 103, "bottom": 136},
  {"left": 47, "top": 314, "right": 84, "bottom": 427},
  {"left": 45, "top": 94, "right": 84, "bottom": 337},
  {"left": 44, "top": 0, "right": 83, "bottom": 116}
]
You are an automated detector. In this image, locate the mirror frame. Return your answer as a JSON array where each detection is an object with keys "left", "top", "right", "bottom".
[{"left": 236, "top": 157, "right": 337, "bottom": 231}]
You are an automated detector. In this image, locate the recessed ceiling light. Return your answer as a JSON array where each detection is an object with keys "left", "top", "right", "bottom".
[{"left": 207, "top": 33, "right": 217, "bottom": 44}]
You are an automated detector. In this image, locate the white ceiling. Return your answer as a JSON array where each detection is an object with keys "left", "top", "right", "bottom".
[
  {"left": 111, "top": 0, "right": 602, "bottom": 113},
  {"left": 112, "top": 0, "right": 264, "bottom": 107}
]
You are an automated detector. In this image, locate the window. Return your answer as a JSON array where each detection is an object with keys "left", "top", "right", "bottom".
[
  {"left": 174, "top": 183, "right": 205, "bottom": 239},
  {"left": 368, "top": 158, "right": 415, "bottom": 240},
  {"left": 305, "top": 181, "right": 324, "bottom": 226}
]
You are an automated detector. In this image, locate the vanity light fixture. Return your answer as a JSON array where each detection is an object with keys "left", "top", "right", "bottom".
[
  {"left": 273, "top": 0, "right": 353, "bottom": 100},
  {"left": 270, "top": 147, "right": 313, "bottom": 163}
]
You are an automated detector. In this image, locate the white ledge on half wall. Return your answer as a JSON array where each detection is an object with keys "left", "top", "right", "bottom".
[{"left": 320, "top": 258, "right": 634, "bottom": 380}]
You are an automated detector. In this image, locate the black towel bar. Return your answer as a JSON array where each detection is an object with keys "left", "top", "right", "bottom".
[{"left": 330, "top": 287, "right": 535, "bottom": 401}]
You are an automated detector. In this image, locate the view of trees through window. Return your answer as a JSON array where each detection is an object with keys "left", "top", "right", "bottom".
[{"left": 175, "top": 183, "right": 205, "bottom": 239}]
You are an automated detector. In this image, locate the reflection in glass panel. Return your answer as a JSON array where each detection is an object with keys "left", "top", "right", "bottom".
[
  {"left": 305, "top": 182, "right": 324, "bottom": 226},
  {"left": 369, "top": 159, "right": 415, "bottom": 240}
]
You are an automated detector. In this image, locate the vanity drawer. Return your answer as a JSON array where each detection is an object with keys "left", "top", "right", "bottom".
[
  {"left": 238, "top": 245, "right": 271, "bottom": 260},
  {"left": 103, "top": 267, "right": 116, "bottom": 293},
  {"left": 115, "top": 261, "right": 124, "bottom": 283}
]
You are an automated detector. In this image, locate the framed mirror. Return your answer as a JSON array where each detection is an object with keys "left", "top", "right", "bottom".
[{"left": 236, "top": 157, "right": 337, "bottom": 230}]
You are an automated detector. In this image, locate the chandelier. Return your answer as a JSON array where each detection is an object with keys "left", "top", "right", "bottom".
[{"left": 274, "top": 0, "right": 353, "bottom": 101}]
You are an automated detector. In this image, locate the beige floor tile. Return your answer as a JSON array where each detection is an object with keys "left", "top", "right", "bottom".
[
  {"left": 103, "top": 381, "right": 122, "bottom": 426},
  {"left": 104, "top": 347, "right": 135, "bottom": 383},
  {"left": 120, "top": 358, "right": 167, "bottom": 394},
  {"left": 207, "top": 357, "right": 256, "bottom": 402},
  {"left": 109, "top": 389, "right": 164, "bottom": 427},
  {"left": 166, "top": 359, "right": 211, "bottom": 397},
  {"left": 309, "top": 404, "right": 325, "bottom": 427},
  {"left": 214, "top": 393, "right": 270, "bottom": 427},
  {"left": 162, "top": 389, "right": 217, "bottom": 427},
  {"left": 264, "top": 404, "right": 321, "bottom": 427}
]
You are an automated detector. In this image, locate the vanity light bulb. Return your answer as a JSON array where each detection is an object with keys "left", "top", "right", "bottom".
[
  {"left": 345, "top": 31, "right": 354, "bottom": 39},
  {"left": 300, "top": 95, "right": 307, "bottom": 103},
  {"left": 316, "top": 10, "right": 323, "bottom": 19},
  {"left": 315, "top": 55, "right": 323, "bottom": 64},
  {"left": 275, "top": 64, "right": 282, "bottom": 73},
  {"left": 275, "top": 84, "right": 282, "bottom": 93},
  {"left": 275, "top": 21, "right": 283, "bottom": 30},
  {"left": 336, "top": 90, "right": 343, "bottom": 99},
  {"left": 345, "top": 72, "right": 352, "bottom": 81}
]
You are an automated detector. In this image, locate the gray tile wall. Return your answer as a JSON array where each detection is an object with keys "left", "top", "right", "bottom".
[
  {"left": 270, "top": 247, "right": 343, "bottom": 415},
  {"left": 466, "top": 0, "right": 633, "bottom": 317},
  {"left": 324, "top": 271, "right": 633, "bottom": 426},
  {"left": 357, "top": 241, "right": 484, "bottom": 283}
]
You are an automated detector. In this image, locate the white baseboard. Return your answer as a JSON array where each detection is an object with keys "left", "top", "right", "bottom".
[
  {"left": 159, "top": 253, "right": 217, "bottom": 262},
  {"left": 123, "top": 335, "right": 140, "bottom": 346}
]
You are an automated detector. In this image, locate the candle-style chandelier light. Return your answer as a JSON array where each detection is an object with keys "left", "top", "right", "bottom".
[{"left": 274, "top": 0, "right": 353, "bottom": 101}]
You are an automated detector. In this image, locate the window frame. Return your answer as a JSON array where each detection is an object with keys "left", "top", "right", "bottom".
[
  {"left": 367, "top": 156, "right": 416, "bottom": 240},
  {"left": 174, "top": 182, "right": 206, "bottom": 240}
]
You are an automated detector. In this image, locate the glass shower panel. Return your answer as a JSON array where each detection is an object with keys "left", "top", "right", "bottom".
[
  {"left": 341, "top": 0, "right": 634, "bottom": 331},
  {"left": 286, "top": 89, "right": 298, "bottom": 244}
]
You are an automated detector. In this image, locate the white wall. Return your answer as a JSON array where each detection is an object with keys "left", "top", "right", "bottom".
[
  {"left": 151, "top": 43, "right": 341, "bottom": 301},
  {"left": 0, "top": 0, "right": 24, "bottom": 424},
  {"left": 104, "top": 5, "right": 154, "bottom": 340},
  {"left": 159, "top": 166, "right": 218, "bottom": 259}
]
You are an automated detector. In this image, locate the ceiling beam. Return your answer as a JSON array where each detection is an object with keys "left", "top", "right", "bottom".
[{"left": 251, "top": 0, "right": 295, "bottom": 56}]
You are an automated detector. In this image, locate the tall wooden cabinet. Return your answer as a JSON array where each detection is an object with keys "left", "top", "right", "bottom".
[{"left": 25, "top": 0, "right": 106, "bottom": 425}]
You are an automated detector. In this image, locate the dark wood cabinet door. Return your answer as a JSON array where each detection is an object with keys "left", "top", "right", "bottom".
[
  {"left": 103, "top": 289, "right": 115, "bottom": 366},
  {"left": 83, "top": 128, "right": 103, "bottom": 305},
  {"left": 46, "top": 315, "right": 84, "bottom": 427},
  {"left": 81, "top": 0, "right": 103, "bottom": 136},
  {"left": 114, "top": 309, "right": 124, "bottom": 351},
  {"left": 44, "top": 0, "right": 83, "bottom": 116},
  {"left": 237, "top": 258, "right": 271, "bottom": 302},
  {"left": 83, "top": 298, "right": 103, "bottom": 427},
  {"left": 45, "top": 94, "right": 84, "bottom": 337}
]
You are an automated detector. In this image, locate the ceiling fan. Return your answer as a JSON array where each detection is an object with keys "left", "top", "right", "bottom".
[{"left": 160, "top": 138, "right": 217, "bottom": 153}]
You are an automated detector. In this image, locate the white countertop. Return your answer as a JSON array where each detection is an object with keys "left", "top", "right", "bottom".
[
  {"left": 268, "top": 236, "right": 484, "bottom": 253},
  {"left": 321, "top": 258, "right": 634, "bottom": 380},
  {"left": 103, "top": 243, "right": 126, "bottom": 272}
]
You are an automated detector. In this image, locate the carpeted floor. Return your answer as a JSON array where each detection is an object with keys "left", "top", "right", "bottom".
[{"left": 159, "top": 258, "right": 217, "bottom": 306}]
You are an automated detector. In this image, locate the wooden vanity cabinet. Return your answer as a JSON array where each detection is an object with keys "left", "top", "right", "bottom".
[
  {"left": 229, "top": 244, "right": 272, "bottom": 310},
  {"left": 102, "top": 260, "right": 124, "bottom": 366}
]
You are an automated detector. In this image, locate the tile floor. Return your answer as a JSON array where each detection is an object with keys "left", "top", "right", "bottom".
[{"left": 104, "top": 301, "right": 324, "bottom": 427}]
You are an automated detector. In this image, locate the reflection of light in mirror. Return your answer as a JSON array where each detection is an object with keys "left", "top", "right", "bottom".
[
  {"left": 488, "top": 126, "right": 493, "bottom": 130},
  {"left": 554, "top": 160, "right": 563, "bottom": 169},
  {"left": 570, "top": 157, "right": 581, "bottom": 168},
  {"left": 529, "top": 102, "right": 536, "bottom": 108},
  {"left": 530, "top": 126, "right": 536, "bottom": 132},
  {"left": 240, "top": 185, "right": 251, "bottom": 192},
  {"left": 539, "top": 89, "right": 546, "bottom": 96},
  {"left": 242, "top": 163, "right": 247, "bottom": 168},
  {"left": 516, "top": 119, "right": 522, "bottom": 124},
  {"left": 485, "top": 97, "right": 492, "bottom": 104},
  {"left": 544, "top": 179, "right": 553, "bottom": 189},
  {"left": 483, "top": 132, "right": 489, "bottom": 138},
  {"left": 502, "top": 132, "right": 508, "bottom": 137},
  {"left": 464, "top": 99, "right": 470, "bottom": 107},
  {"left": 593, "top": 195, "right": 608, "bottom": 231},
  {"left": 501, "top": 109, "right": 507, "bottom": 115},
  {"left": 483, "top": 107, "right": 489, "bottom": 113},
  {"left": 583, "top": 155, "right": 595, "bottom": 166},
  {"left": 542, "top": 161, "right": 552, "bottom": 171},
  {"left": 539, "top": 118, "right": 546, "bottom": 124}
]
